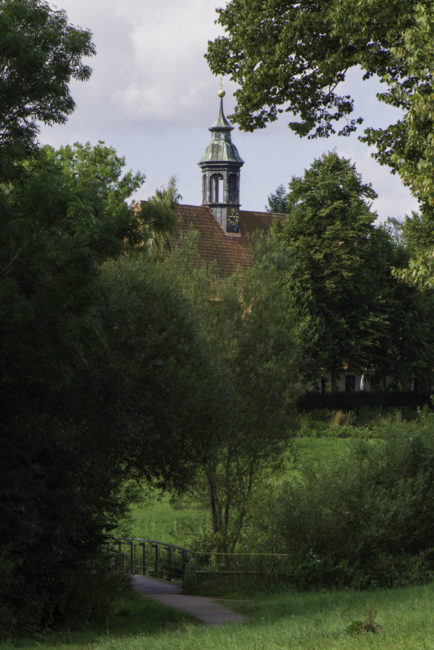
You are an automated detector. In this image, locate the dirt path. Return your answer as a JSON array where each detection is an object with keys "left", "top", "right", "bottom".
[{"left": 132, "top": 575, "right": 246, "bottom": 626}]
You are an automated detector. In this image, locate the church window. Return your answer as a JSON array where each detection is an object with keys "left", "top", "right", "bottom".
[
  {"left": 228, "top": 174, "right": 238, "bottom": 203},
  {"left": 211, "top": 173, "right": 223, "bottom": 203}
]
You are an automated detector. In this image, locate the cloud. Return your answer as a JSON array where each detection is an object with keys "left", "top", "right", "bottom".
[
  {"left": 110, "top": 0, "right": 223, "bottom": 123},
  {"left": 51, "top": 0, "right": 223, "bottom": 125}
]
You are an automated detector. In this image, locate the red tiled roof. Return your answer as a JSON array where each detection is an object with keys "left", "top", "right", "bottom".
[{"left": 173, "top": 205, "right": 284, "bottom": 277}]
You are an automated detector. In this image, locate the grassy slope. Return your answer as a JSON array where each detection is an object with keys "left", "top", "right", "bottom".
[{"left": 2, "top": 583, "right": 433, "bottom": 649}]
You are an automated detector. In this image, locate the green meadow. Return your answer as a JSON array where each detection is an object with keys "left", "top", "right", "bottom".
[{"left": 2, "top": 583, "right": 433, "bottom": 649}]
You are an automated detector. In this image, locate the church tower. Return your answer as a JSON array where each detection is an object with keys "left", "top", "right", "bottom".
[{"left": 199, "top": 89, "right": 244, "bottom": 234}]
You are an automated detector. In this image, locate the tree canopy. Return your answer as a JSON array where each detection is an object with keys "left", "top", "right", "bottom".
[
  {"left": 0, "top": 0, "right": 95, "bottom": 171},
  {"left": 206, "top": 0, "right": 433, "bottom": 218},
  {"left": 267, "top": 152, "right": 434, "bottom": 389},
  {"left": 266, "top": 183, "right": 288, "bottom": 213},
  {"left": 0, "top": 144, "right": 205, "bottom": 633}
]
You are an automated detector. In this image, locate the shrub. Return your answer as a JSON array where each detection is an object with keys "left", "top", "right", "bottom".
[
  {"left": 258, "top": 408, "right": 434, "bottom": 588},
  {"left": 0, "top": 417, "right": 129, "bottom": 637}
]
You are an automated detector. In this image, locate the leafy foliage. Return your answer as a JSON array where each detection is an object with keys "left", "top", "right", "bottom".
[
  {"left": 97, "top": 253, "right": 214, "bottom": 491},
  {"left": 206, "top": 0, "right": 423, "bottom": 137},
  {"left": 0, "top": 0, "right": 95, "bottom": 173},
  {"left": 270, "top": 153, "right": 378, "bottom": 382},
  {"left": 265, "top": 153, "right": 434, "bottom": 388},
  {"left": 258, "top": 409, "right": 434, "bottom": 588},
  {"left": 166, "top": 232, "right": 302, "bottom": 553},
  {"left": 0, "top": 416, "right": 130, "bottom": 634},
  {"left": 0, "top": 143, "right": 142, "bottom": 394},
  {"left": 266, "top": 184, "right": 288, "bottom": 213},
  {"left": 136, "top": 176, "right": 180, "bottom": 257},
  {"left": 361, "top": 3, "right": 434, "bottom": 219},
  {"left": 0, "top": 145, "right": 195, "bottom": 633}
]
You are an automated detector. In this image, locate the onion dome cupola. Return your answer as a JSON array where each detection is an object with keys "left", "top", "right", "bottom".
[{"left": 199, "top": 89, "right": 244, "bottom": 234}]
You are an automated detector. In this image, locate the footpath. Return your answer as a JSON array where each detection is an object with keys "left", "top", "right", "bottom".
[{"left": 132, "top": 575, "right": 246, "bottom": 626}]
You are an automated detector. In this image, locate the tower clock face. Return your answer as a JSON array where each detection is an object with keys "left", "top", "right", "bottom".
[{"left": 227, "top": 208, "right": 240, "bottom": 233}]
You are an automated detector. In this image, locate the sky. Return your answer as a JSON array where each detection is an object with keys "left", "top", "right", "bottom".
[{"left": 39, "top": 0, "right": 418, "bottom": 222}]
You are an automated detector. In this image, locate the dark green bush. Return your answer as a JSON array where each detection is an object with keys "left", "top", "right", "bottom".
[
  {"left": 0, "top": 417, "right": 129, "bottom": 637},
  {"left": 258, "top": 409, "right": 434, "bottom": 588}
]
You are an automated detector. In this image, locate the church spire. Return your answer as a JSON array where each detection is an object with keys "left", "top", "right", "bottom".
[
  {"left": 198, "top": 88, "right": 244, "bottom": 234},
  {"left": 211, "top": 88, "right": 233, "bottom": 130}
]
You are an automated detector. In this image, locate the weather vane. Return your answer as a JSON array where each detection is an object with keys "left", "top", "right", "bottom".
[{"left": 218, "top": 75, "right": 225, "bottom": 98}]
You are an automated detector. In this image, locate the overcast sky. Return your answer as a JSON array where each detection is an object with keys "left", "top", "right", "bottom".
[{"left": 40, "top": 0, "right": 418, "bottom": 222}]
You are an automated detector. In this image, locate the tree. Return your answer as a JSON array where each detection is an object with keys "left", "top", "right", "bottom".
[
  {"left": 206, "top": 0, "right": 433, "bottom": 215},
  {"left": 265, "top": 153, "right": 434, "bottom": 389},
  {"left": 269, "top": 153, "right": 400, "bottom": 389},
  {"left": 166, "top": 232, "right": 301, "bottom": 553},
  {"left": 368, "top": 234, "right": 434, "bottom": 390},
  {"left": 362, "top": 3, "right": 434, "bottom": 219},
  {"left": 266, "top": 183, "right": 288, "bottom": 213},
  {"left": 0, "top": 143, "right": 196, "bottom": 633},
  {"left": 0, "top": 248, "right": 215, "bottom": 634},
  {"left": 0, "top": 142, "right": 142, "bottom": 631},
  {"left": 393, "top": 210, "right": 434, "bottom": 290},
  {"left": 137, "top": 176, "right": 180, "bottom": 256},
  {"left": 97, "top": 253, "right": 215, "bottom": 492},
  {"left": 0, "top": 0, "right": 95, "bottom": 172},
  {"left": 0, "top": 143, "right": 144, "bottom": 393}
]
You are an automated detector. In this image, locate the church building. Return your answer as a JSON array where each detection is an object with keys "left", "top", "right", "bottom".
[{"left": 168, "top": 89, "right": 280, "bottom": 277}]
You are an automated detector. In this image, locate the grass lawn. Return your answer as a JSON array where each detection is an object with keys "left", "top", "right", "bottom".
[
  {"left": 115, "top": 492, "right": 206, "bottom": 547},
  {"left": 2, "top": 583, "right": 432, "bottom": 649}
]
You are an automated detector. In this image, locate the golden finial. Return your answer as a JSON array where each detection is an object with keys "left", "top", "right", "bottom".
[{"left": 218, "top": 76, "right": 225, "bottom": 98}]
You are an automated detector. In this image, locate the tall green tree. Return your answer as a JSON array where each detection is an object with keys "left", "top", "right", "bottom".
[
  {"left": 267, "top": 153, "right": 434, "bottom": 389},
  {"left": 0, "top": 143, "right": 144, "bottom": 393},
  {"left": 270, "top": 153, "right": 397, "bottom": 389},
  {"left": 97, "top": 253, "right": 215, "bottom": 491},
  {"left": 0, "top": 0, "right": 95, "bottom": 173},
  {"left": 0, "top": 143, "right": 196, "bottom": 633}
]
